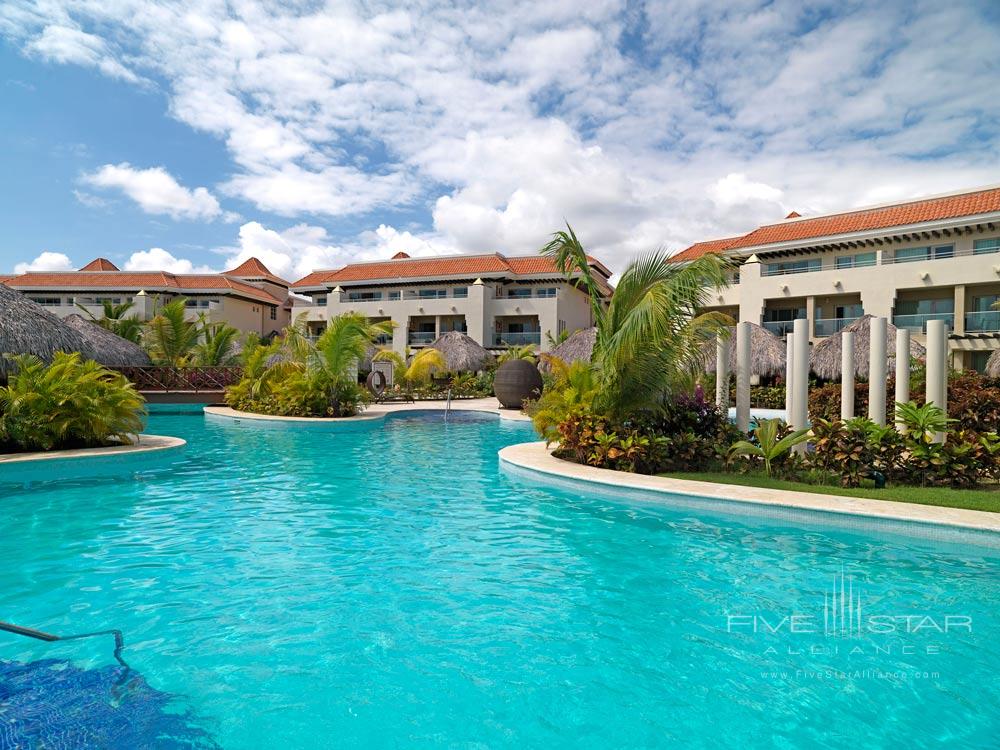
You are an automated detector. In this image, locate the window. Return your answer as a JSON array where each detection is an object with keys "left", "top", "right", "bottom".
[
  {"left": 974, "top": 238, "right": 1000, "bottom": 255},
  {"left": 973, "top": 295, "right": 1000, "bottom": 312},
  {"left": 315, "top": 295, "right": 327, "bottom": 306},
  {"left": 507, "top": 288, "right": 532, "bottom": 298},
  {"left": 418, "top": 289, "right": 446, "bottom": 299},
  {"left": 347, "top": 291, "right": 382, "bottom": 301},
  {"left": 763, "top": 259, "right": 821, "bottom": 276},
  {"left": 536, "top": 288, "right": 557, "bottom": 298},
  {"left": 893, "top": 245, "right": 953, "bottom": 263},
  {"left": 834, "top": 303, "right": 863, "bottom": 319},
  {"left": 29, "top": 296, "right": 62, "bottom": 306},
  {"left": 388, "top": 291, "right": 400, "bottom": 300},
  {"left": 763, "top": 308, "right": 806, "bottom": 323},
  {"left": 835, "top": 252, "right": 877, "bottom": 269},
  {"left": 270, "top": 306, "right": 277, "bottom": 320},
  {"left": 452, "top": 287, "right": 468, "bottom": 298},
  {"left": 895, "top": 298, "right": 954, "bottom": 315}
]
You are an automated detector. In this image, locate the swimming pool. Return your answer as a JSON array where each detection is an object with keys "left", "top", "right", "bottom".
[{"left": 2, "top": 410, "right": 999, "bottom": 748}]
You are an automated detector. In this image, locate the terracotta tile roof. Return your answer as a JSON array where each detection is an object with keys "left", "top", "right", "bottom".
[
  {"left": 224, "top": 257, "right": 289, "bottom": 286},
  {"left": 671, "top": 236, "right": 742, "bottom": 262},
  {"left": 6, "top": 271, "right": 282, "bottom": 305},
  {"left": 729, "top": 187, "right": 1000, "bottom": 250},
  {"left": 79, "top": 257, "right": 120, "bottom": 271},
  {"left": 291, "top": 252, "right": 612, "bottom": 290}
]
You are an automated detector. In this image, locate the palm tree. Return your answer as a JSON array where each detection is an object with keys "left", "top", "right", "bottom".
[
  {"left": 372, "top": 347, "right": 446, "bottom": 385},
  {"left": 541, "top": 223, "right": 732, "bottom": 420},
  {"left": 79, "top": 299, "right": 143, "bottom": 344},
  {"left": 144, "top": 298, "right": 200, "bottom": 366},
  {"left": 310, "top": 313, "right": 392, "bottom": 384},
  {"left": 496, "top": 343, "right": 537, "bottom": 363},
  {"left": 194, "top": 322, "right": 241, "bottom": 366}
]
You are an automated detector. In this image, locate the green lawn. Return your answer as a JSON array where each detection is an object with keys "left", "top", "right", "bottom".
[{"left": 658, "top": 471, "right": 1000, "bottom": 514}]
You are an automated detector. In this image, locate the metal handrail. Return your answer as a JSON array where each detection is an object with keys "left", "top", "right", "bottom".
[{"left": 0, "top": 619, "right": 128, "bottom": 667}]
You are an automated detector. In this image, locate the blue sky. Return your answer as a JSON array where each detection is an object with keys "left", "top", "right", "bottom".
[{"left": 1, "top": 0, "right": 998, "bottom": 281}]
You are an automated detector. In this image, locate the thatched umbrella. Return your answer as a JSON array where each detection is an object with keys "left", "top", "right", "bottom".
[
  {"left": 986, "top": 350, "right": 1000, "bottom": 377},
  {"left": 703, "top": 323, "right": 786, "bottom": 377},
  {"left": 430, "top": 330, "right": 494, "bottom": 372},
  {"left": 0, "top": 283, "right": 93, "bottom": 378},
  {"left": 63, "top": 314, "right": 152, "bottom": 367},
  {"left": 541, "top": 327, "right": 596, "bottom": 372},
  {"left": 810, "top": 314, "right": 925, "bottom": 379}
]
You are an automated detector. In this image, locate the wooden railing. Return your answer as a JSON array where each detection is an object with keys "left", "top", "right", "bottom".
[{"left": 111, "top": 366, "right": 243, "bottom": 392}]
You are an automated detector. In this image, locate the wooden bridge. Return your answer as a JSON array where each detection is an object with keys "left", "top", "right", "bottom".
[{"left": 111, "top": 366, "right": 243, "bottom": 404}]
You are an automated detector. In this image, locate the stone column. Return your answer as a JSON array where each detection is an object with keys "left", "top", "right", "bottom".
[
  {"left": 785, "top": 334, "right": 794, "bottom": 422},
  {"left": 715, "top": 334, "right": 730, "bottom": 409},
  {"left": 868, "top": 317, "right": 887, "bottom": 426},
  {"left": 841, "top": 331, "right": 854, "bottom": 421},
  {"left": 791, "top": 319, "right": 809, "bottom": 441},
  {"left": 735, "top": 321, "right": 751, "bottom": 433},
  {"left": 895, "top": 328, "right": 910, "bottom": 430},
  {"left": 926, "top": 319, "right": 947, "bottom": 443},
  {"left": 805, "top": 296, "right": 816, "bottom": 342},
  {"left": 392, "top": 315, "right": 409, "bottom": 356}
]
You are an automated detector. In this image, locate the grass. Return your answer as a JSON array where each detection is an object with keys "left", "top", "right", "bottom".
[{"left": 658, "top": 470, "right": 1000, "bottom": 514}]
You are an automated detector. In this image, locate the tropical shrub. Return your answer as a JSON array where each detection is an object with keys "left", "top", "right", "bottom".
[
  {"left": 728, "top": 419, "right": 810, "bottom": 477},
  {"left": 79, "top": 299, "right": 143, "bottom": 344},
  {"left": 806, "top": 417, "right": 903, "bottom": 487},
  {"left": 225, "top": 313, "right": 389, "bottom": 418},
  {"left": 0, "top": 353, "right": 146, "bottom": 452}
]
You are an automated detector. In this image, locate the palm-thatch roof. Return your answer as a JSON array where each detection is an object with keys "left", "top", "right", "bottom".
[
  {"left": 810, "top": 314, "right": 925, "bottom": 379},
  {"left": 986, "top": 350, "right": 1000, "bottom": 377},
  {"left": 703, "top": 323, "right": 786, "bottom": 377},
  {"left": 0, "top": 283, "right": 93, "bottom": 378},
  {"left": 541, "top": 327, "right": 596, "bottom": 372},
  {"left": 63, "top": 314, "right": 152, "bottom": 367},
  {"left": 429, "top": 330, "right": 494, "bottom": 372}
]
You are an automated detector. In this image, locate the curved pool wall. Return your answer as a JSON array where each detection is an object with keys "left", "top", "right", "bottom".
[{"left": 3, "top": 409, "right": 999, "bottom": 749}]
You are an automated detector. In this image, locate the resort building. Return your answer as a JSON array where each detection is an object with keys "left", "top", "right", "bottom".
[
  {"left": 0, "top": 257, "right": 292, "bottom": 337},
  {"left": 675, "top": 185, "right": 1000, "bottom": 371},
  {"left": 290, "top": 251, "right": 612, "bottom": 353}
]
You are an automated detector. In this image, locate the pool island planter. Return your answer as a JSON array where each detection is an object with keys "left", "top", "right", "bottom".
[
  {"left": 0, "top": 434, "right": 186, "bottom": 485},
  {"left": 498, "top": 441, "right": 1000, "bottom": 539}
]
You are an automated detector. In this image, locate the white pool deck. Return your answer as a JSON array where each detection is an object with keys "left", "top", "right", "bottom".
[
  {"left": 498, "top": 441, "right": 1000, "bottom": 536},
  {"left": 203, "top": 398, "right": 533, "bottom": 424}
]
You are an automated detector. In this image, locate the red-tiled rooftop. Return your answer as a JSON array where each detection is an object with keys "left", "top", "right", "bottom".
[
  {"left": 292, "top": 252, "right": 612, "bottom": 289},
  {"left": 224, "top": 257, "right": 289, "bottom": 286},
  {"left": 5, "top": 270, "right": 283, "bottom": 305},
  {"left": 672, "top": 186, "right": 1000, "bottom": 260},
  {"left": 79, "top": 257, "right": 120, "bottom": 271},
  {"left": 671, "top": 236, "right": 742, "bottom": 263},
  {"left": 731, "top": 186, "right": 1000, "bottom": 250}
]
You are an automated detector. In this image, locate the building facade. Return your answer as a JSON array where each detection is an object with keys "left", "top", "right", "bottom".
[
  {"left": 674, "top": 186, "right": 1000, "bottom": 371},
  {"left": 290, "top": 251, "right": 612, "bottom": 354},
  {"left": 0, "top": 257, "right": 291, "bottom": 337}
]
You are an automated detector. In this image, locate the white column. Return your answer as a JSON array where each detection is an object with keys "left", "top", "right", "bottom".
[
  {"left": 791, "top": 319, "right": 809, "bottom": 439},
  {"left": 868, "top": 317, "right": 887, "bottom": 426},
  {"left": 841, "top": 331, "right": 855, "bottom": 421},
  {"left": 895, "top": 328, "right": 910, "bottom": 430},
  {"left": 784, "top": 334, "right": 794, "bottom": 422},
  {"left": 926, "top": 319, "right": 947, "bottom": 443},
  {"left": 715, "top": 334, "right": 730, "bottom": 409},
  {"left": 735, "top": 321, "right": 751, "bottom": 433}
]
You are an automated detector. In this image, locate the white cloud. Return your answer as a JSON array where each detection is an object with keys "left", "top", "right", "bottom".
[
  {"left": 2, "top": 0, "right": 999, "bottom": 273},
  {"left": 14, "top": 251, "right": 75, "bottom": 274},
  {"left": 82, "top": 163, "right": 223, "bottom": 221},
  {"left": 123, "top": 247, "right": 216, "bottom": 274}
]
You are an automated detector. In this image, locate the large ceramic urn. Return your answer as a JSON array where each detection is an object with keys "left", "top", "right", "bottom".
[{"left": 493, "top": 358, "right": 543, "bottom": 409}]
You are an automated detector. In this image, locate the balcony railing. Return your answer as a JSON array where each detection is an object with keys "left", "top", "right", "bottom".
[
  {"left": 761, "top": 320, "right": 801, "bottom": 337},
  {"left": 408, "top": 331, "right": 437, "bottom": 345},
  {"left": 964, "top": 311, "right": 1000, "bottom": 332},
  {"left": 813, "top": 316, "right": 859, "bottom": 337},
  {"left": 495, "top": 331, "right": 541, "bottom": 346},
  {"left": 891, "top": 312, "right": 954, "bottom": 333}
]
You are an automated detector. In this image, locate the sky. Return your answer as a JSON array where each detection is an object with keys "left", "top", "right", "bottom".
[{"left": 1, "top": 0, "right": 998, "bottom": 282}]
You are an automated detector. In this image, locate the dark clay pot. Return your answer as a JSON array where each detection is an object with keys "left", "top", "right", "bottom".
[{"left": 493, "top": 358, "right": 543, "bottom": 408}]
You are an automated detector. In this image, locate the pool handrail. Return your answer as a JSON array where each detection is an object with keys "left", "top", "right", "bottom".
[{"left": 0, "top": 619, "right": 128, "bottom": 668}]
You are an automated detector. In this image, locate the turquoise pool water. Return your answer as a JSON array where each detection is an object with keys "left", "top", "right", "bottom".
[{"left": 2, "top": 410, "right": 999, "bottom": 748}]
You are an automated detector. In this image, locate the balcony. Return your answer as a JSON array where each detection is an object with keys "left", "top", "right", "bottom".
[
  {"left": 813, "top": 316, "right": 859, "bottom": 337},
  {"left": 495, "top": 331, "right": 541, "bottom": 346},
  {"left": 761, "top": 320, "right": 800, "bottom": 337},
  {"left": 891, "top": 312, "right": 954, "bottom": 333},
  {"left": 408, "top": 331, "right": 437, "bottom": 345},
  {"left": 965, "top": 311, "right": 1000, "bottom": 332}
]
